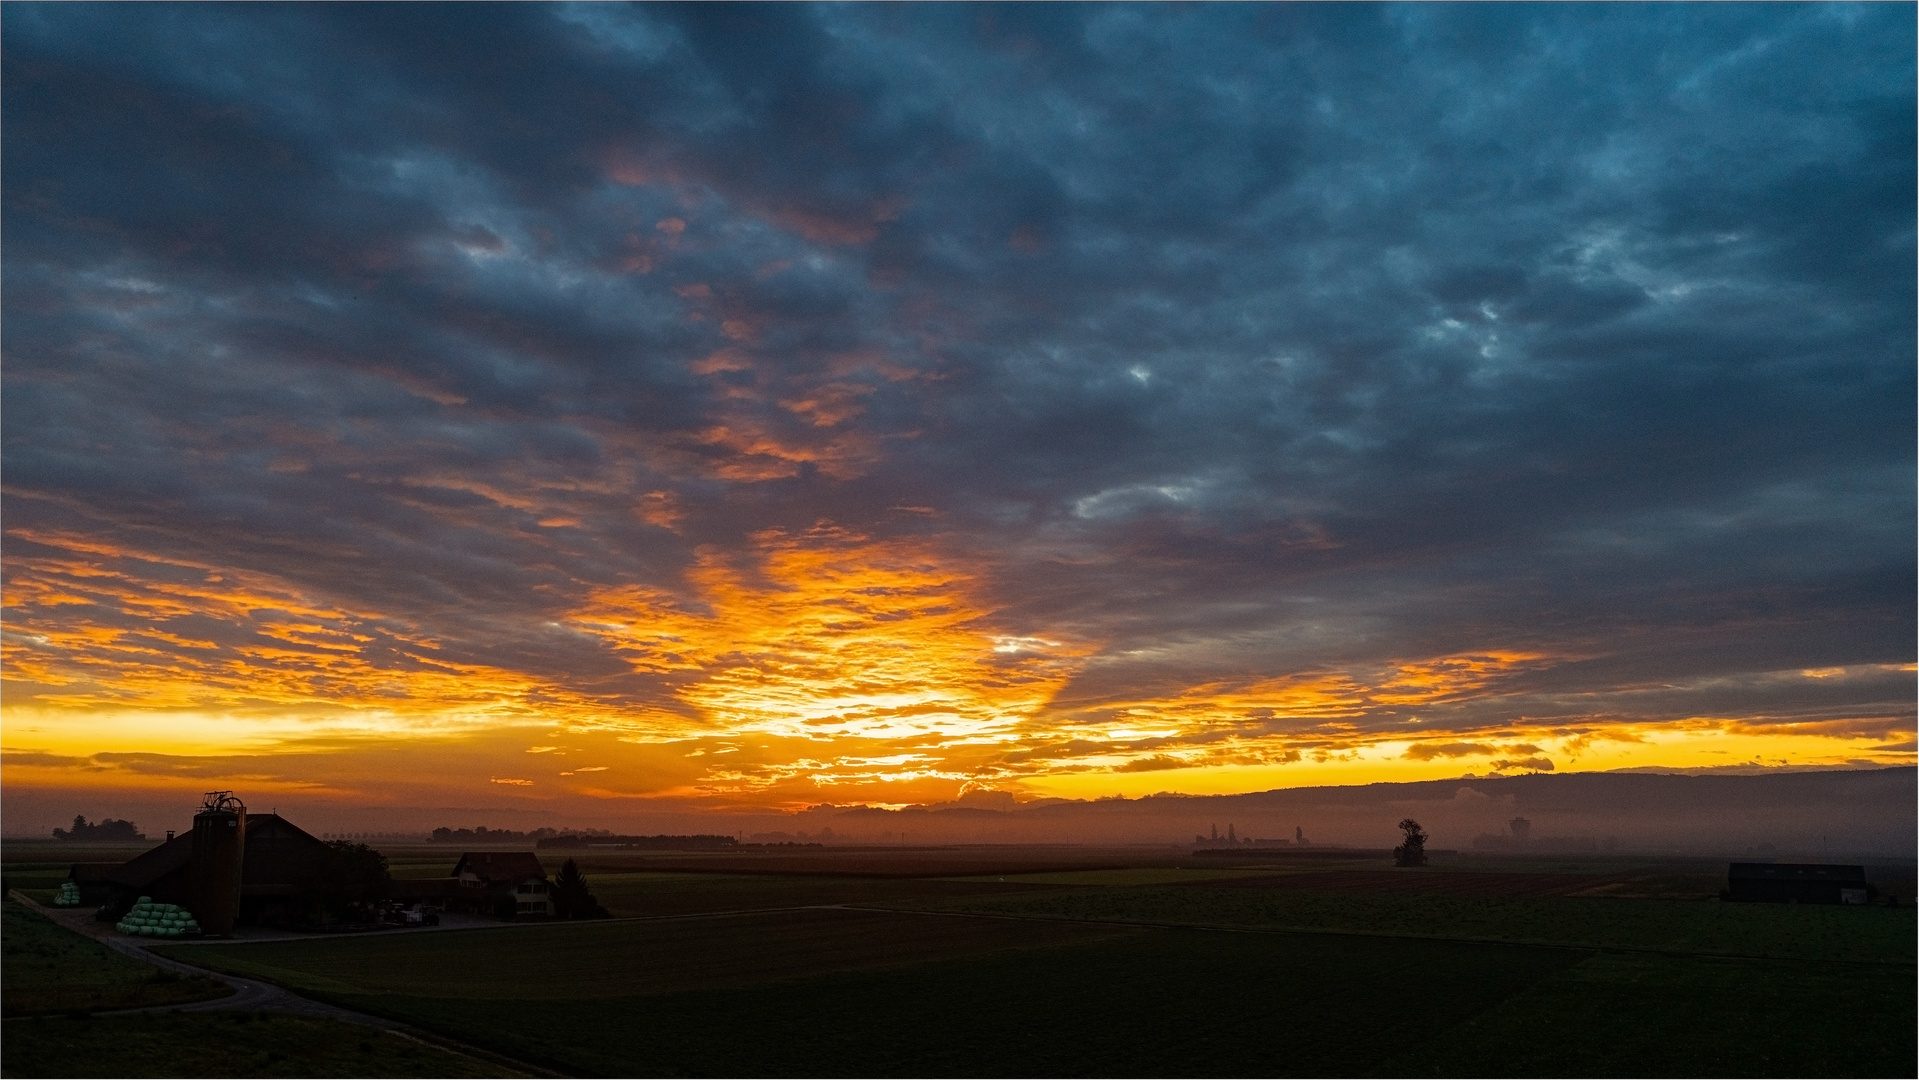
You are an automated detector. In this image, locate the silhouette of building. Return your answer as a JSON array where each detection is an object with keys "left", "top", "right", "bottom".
[
  {"left": 1194, "top": 823, "right": 1262, "bottom": 848},
  {"left": 1725, "top": 863, "right": 1870, "bottom": 905},
  {"left": 67, "top": 794, "right": 332, "bottom": 930},
  {"left": 451, "top": 851, "right": 553, "bottom": 916}
]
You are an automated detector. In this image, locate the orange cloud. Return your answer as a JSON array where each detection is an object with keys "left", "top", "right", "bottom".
[
  {"left": 568, "top": 526, "right": 1085, "bottom": 756},
  {"left": 1370, "top": 651, "right": 1554, "bottom": 705}
]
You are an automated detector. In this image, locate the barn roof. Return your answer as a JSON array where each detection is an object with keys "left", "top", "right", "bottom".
[
  {"left": 71, "top": 812, "right": 333, "bottom": 891},
  {"left": 452, "top": 851, "right": 547, "bottom": 884}
]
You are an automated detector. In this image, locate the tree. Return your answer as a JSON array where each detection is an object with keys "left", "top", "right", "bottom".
[
  {"left": 53, "top": 815, "right": 144, "bottom": 841},
  {"left": 299, "top": 840, "right": 391, "bottom": 921},
  {"left": 550, "top": 858, "right": 607, "bottom": 919},
  {"left": 1393, "top": 818, "right": 1428, "bottom": 867}
]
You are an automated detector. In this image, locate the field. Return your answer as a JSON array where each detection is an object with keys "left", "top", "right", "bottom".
[
  {"left": 11, "top": 843, "right": 1914, "bottom": 1077},
  {"left": 156, "top": 907, "right": 1136, "bottom": 999},
  {"left": 153, "top": 851, "right": 1913, "bottom": 1078},
  {"left": 3, "top": 1012, "right": 508, "bottom": 1078},
  {"left": 0, "top": 900, "right": 510, "bottom": 1077},
  {"left": 906, "top": 879, "right": 1916, "bottom": 961},
  {"left": 1, "top": 899, "right": 231, "bottom": 1016}
]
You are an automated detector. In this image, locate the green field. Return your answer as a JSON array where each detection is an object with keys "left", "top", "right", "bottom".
[
  {"left": 1, "top": 900, "right": 232, "bottom": 1016},
  {"left": 578, "top": 869, "right": 1051, "bottom": 917},
  {"left": 170, "top": 911, "right": 1584, "bottom": 1076},
  {"left": 158, "top": 907, "right": 1133, "bottom": 999},
  {"left": 160, "top": 892, "right": 1915, "bottom": 1077},
  {"left": 14, "top": 847, "right": 1918, "bottom": 1077},
  {"left": 1384, "top": 951, "right": 1916, "bottom": 1078},
  {"left": 906, "top": 882, "right": 1917, "bottom": 962},
  {"left": 2, "top": 1012, "right": 508, "bottom": 1078}
]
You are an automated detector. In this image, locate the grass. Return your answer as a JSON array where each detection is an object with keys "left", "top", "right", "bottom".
[
  {"left": 248, "top": 927, "right": 1591, "bottom": 1077},
  {"left": 384, "top": 861, "right": 1053, "bottom": 916},
  {"left": 1, "top": 1011, "right": 508, "bottom": 1078},
  {"left": 24, "top": 848, "right": 1918, "bottom": 1077},
  {"left": 1, "top": 900, "right": 232, "bottom": 1016},
  {"left": 158, "top": 907, "right": 1136, "bottom": 999},
  {"left": 581, "top": 869, "right": 1050, "bottom": 916},
  {"left": 907, "top": 884, "right": 1918, "bottom": 962},
  {"left": 1376, "top": 951, "right": 1917, "bottom": 1078}
]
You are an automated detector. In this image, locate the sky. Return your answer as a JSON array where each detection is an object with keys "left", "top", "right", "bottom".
[{"left": 3, "top": 3, "right": 1913, "bottom": 832}]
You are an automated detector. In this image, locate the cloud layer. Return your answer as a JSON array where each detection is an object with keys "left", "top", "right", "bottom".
[{"left": 3, "top": 4, "right": 1912, "bottom": 815}]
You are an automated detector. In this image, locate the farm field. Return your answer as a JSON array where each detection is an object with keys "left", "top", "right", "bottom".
[
  {"left": 2, "top": 899, "right": 231, "bottom": 1016},
  {"left": 1382, "top": 950, "right": 1917, "bottom": 1078},
  {"left": 2, "top": 1011, "right": 508, "bottom": 1078},
  {"left": 565, "top": 869, "right": 1053, "bottom": 917},
  {"left": 159, "top": 907, "right": 1137, "bottom": 999},
  {"left": 175, "top": 915, "right": 1587, "bottom": 1077},
  {"left": 907, "top": 878, "right": 1917, "bottom": 962},
  {"left": 16, "top": 846, "right": 1917, "bottom": 1076},
  {"left": 158, "top": 858, "right": 1917, "bottom": 1078}
]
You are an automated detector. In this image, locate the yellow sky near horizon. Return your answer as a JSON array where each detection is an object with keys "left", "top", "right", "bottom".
[{"left": 4, "top": 526, "right": 1910, "bottom": 815}]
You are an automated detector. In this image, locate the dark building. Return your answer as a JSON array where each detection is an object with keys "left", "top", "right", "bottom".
[
  {"left": 69, "top": 793, "right": 334, "bottom": 930},
  {"left": 450, "top": 851, "right": 552, "bottom": 917},
  {"left": 1725, "top": 862, "right": 1871, "bottom": 905}
]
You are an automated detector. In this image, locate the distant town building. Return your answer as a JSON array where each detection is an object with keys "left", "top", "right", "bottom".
[
  {"left": 1194, "top": 823, "right": 1266, "bottom": 848},
  {"left": 1724, "top": 863, "right": 1871, "bottom": 905}
]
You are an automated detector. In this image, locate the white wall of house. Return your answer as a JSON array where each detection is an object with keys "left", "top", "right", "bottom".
[{"left": 513, "top": 878, "right": 551, "bottom": 915}]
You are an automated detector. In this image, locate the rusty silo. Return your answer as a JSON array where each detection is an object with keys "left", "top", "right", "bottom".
[{"left": 188, "top": 791, "right": 246, "bottom": 935}]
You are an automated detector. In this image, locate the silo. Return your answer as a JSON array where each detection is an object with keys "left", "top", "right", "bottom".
[{"left": 188, "top": 791, "right": 246, "bottom": 935}]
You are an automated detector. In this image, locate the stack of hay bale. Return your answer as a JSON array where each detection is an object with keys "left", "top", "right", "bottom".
[
  {"left": 51, "top": 881, "right": 82, "bottom": 907},
  {"left": 114, "top": 896, "right": 201, "bottom": 937}
]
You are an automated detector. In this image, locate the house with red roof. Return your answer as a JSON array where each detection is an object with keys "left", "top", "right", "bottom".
[{"left": 451, "top": 851, "right": 552, "bottom": 917}]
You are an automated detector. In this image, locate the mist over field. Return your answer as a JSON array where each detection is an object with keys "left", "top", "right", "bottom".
[{"left": 12, "top": 767, "right": 1910, "bottom": 858}]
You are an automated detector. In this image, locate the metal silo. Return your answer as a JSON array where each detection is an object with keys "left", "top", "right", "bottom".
[{"left": 188, "top": 791, "right": 246, "bottom": 935}]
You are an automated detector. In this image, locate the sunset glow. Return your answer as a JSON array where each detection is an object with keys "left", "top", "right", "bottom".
[{"left": 3, "top": 4, "right": 1911, "bottom": 833}]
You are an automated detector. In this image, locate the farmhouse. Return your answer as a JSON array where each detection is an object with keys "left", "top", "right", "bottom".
[
  {"left": 452, "top": 851, "right": 553, "bottom": 916},
  {"left": 68, "top": 793, "right": 332, "bottom": 930},
  {"left": 1725, "top": 862, "right": 1871, "bottom": 904}
]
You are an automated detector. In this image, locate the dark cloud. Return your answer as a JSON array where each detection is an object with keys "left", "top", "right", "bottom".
[{"left": 3, "top": 4, "right": 1912, "bottom": 771}]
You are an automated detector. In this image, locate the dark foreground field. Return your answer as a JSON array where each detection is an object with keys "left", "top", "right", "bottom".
[
  {"left": 3, "top": 1011, "right": 506, "bottom": 1078},
  {"left": 6, "top": 848, "right": 1913, "bottom": 1077}
]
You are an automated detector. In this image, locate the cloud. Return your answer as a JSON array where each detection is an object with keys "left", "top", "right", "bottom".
[
  {"left": 1113, "top": 755, "right": 1193, "bottom": 774},
  {"left": 1, "top": 4, "right": 1911, "bottom": 805},
  {"left": 1405, "top": 743, "right": 1494, "bottom": 761},
  {"left": 1489, "top": 758, "right": 1556, "bottom": 775}
]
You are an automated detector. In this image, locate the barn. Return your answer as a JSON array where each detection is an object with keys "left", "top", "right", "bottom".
[
  {"left": 1725, "top": 862, "right": 1871, "bottom": 905},
  {"left": 69, "top": 794, "right": 334, "bottom": 930}
]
